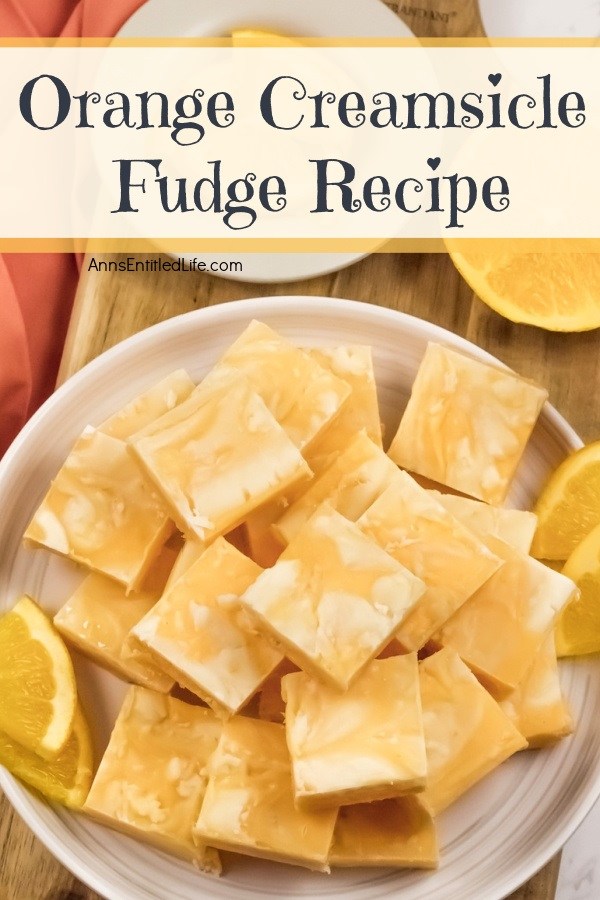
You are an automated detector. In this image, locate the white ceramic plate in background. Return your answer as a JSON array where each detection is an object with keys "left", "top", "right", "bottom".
[
  {"left": 480, "top": 0, "right": 600, "bottom": 37},
  {"left": 0, "top": 296, "right": 597, "bottom": 900},
  {"left": 117, "top": 0, "right": 413, "bottom": 283}
]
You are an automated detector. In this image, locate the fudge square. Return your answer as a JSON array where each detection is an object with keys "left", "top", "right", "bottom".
[
  {"left": 329, "top": 796, "right": 438, "bottom": 869},
  {"left": 388, "top": 343, "right": 548, "bottom": 504},
  {"left": 162, "top": 537, "right": 206, "bottom": 593},
  {"left": 54, "top": 547, "right": 176, "bottom": 693},
  {"left": 427, "top": 490, "right": 538, "bottom": 555},
  {"left": 418, "top": 648, "right": 527, "bottom": 816},
  {"left": 54, "top": 535, "right": 179, "bottom": 690},
  {"left": 358, "top": 471, "right": 502, "bottom": 651},
  {"left": 194, "top": 716, "right": 338, "bottom": 871},
  {"left": 282, "top": 655, "right": 427, "bottom": 810},
  {"left": 83, "top": 686, "right": 222, "bottom": 873},
  {"left": 273, "top": 431, "right": 398, "bottom": 547},
  {"left": 202, "top": 320, "right": 351, "bottom": 451},
  {"left": 436, "top": 537, "right": 578, "bottom": 695},
  {"left": 499, "top": 633, "right": 573, "bottom": 748},
  {"left": 305, "top": 345, "right": 382, "bottom": 474},
  {"left": 130, "top": 538, "right": 282, "bottom": 715},
  {"left": 99, "top": 369, "right": 195, "bottom": 440},
  {"left": 130, "top": 377, "right": 311, "bottom": 543},
  {"left": 240, "top": 505, "right": 426, "bottom": 689},
  {"left": 24, "top": 428, "right": 173, "bottom": 592}
]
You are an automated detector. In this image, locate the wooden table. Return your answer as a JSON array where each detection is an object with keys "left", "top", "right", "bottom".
[{"left": 2, "top": 2, "right": 598, "bottom": 897}]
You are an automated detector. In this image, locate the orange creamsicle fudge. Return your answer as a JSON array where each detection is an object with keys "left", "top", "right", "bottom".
[
  {"left": 436, "top": 538, "right": 578, "bottom": 694},
  {"left": 130, "top": 538, "right": 282, "bottom": 715},
  {"left": 258, "top": 658, "right": 300, "bottom": 724},
  {"left": 427, "top": 490, "right": 538, "bottom": 554},
  {"left": 54, "top": 543, "right": 178, "bottom": 692},
  {"left": 499, "top": 633, "right": 573, "bottom": 748},
  {"left": 357, "top": 471, "right": 502, "bottom": 651},
  {"left": 282, "top": 655, "right": 427, "bottom": 810},
  {"left": 84, "top": 686, "right": 222, "bottom": 872},
  {"left": 388, "top": 343, "right": 548, "bottom": 504},
  {"left": 202, "top": 320, "right": 351, "bottom": 451},
  {"left": 419, "top": 648, "right": 527, "bottom": 816},
  {"left": 163, "top": 537, "right": 206, "bottom": 593},
  {"left": 24, "top": 428, "right": 174, "bottom": 592},
  {"left": 240, "top": 506, "right": 426, "bottom": 689},
  {"left": 329, "top": 796, "right": 438, "bottom": 869},
  {"left": 244, "top": 501, "right": 287, "bottom": 569},
  {"left": 163, "top": 531, "right": 251, "bottom": 592},
  {"left": 99, "top": 370, "right": 195, "bottom": 440},
  {"left": 194, "top": 716, "right": 338, "bottom": 871},
  {"left": 273, "top": 431, "right": 398, "bottom": 547},
  {"left": 129, "top": 378, "right": 311, "bottom": 543},
  {"left": 304, "top": 345, "right": 382, "bottom": 474}
]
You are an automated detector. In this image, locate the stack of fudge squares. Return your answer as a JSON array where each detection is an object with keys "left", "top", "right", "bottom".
[{"left": 24, "top": 321, "right": 578, "bottom": 876}]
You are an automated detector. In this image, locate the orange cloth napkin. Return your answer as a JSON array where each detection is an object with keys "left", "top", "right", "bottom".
[{"left": 0, "top": 0, "right": 145, "bottom": 457}]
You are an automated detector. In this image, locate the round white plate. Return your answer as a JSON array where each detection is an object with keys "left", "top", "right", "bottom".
[
  {"left": 480, "top": 0, "right": 600, "bottom": 37},
  {"left": 1, "top": 297, "right": 597, "bottom": 900},
  {"left": 117, "top": 0, "right": 412, "bottom": 283}
]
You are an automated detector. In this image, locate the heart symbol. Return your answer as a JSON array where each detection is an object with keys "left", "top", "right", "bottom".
[
  {"left": 427, "top": 157, "right": 441, "bottom": 171},
  {"left": 488, "top": 73, "right": 502, "bottom": 86}
]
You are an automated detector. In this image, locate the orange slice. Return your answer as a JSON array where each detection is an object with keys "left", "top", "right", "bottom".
[
  {"left": 0, "top": 596, "right": 76, "bottom": 759},
  {"left": 531, "top": 441, "right": 600, "bottom": 560},
  {"left": 556, "top": 523, "right": 600, "bottom": 656},
  {"left": 448, "top": 245, "right": 600, "bottom": 332},
  {"left": 0, "top": 705, "right": 93, "bottom": 808}
]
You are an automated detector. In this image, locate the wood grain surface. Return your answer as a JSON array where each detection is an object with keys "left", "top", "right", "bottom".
[{"left": 2, "top": 1, "right": 596, "bottom": 898}]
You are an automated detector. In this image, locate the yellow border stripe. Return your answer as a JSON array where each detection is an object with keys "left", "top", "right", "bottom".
[
  {"left": 0, "top": 239, "right": 597, "bottom": 254},
  {"left": 0, "top": 37, "right": 597, "bottom": 48}
]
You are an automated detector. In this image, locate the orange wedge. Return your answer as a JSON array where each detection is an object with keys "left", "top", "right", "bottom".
[
  {"left": 0, "top": 705, "right": 93, "bottom": 808},
  {"left": 0, "top": 596, "right": 77, "bottom": 759},
  {"left": 531, "top": 441, "right": 600, "bottom": 560},
  {"left": 556, "top": 523, "right": 600, "bottom": 657}
]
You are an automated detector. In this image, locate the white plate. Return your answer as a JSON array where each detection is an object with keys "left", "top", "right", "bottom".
[
  {"left": 1, "top": 297, "right": 597, "bottom": 900},
  {"left": 117, "top": 0, "right": 413, "bottom": 283},
  {"left": 480, "top": 0, "right": 600, "bottom": 37}
]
